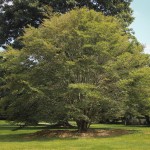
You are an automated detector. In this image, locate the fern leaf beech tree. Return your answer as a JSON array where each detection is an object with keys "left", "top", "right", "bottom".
[
  {"left": 0, "top": 0, "right": 133, "bottom": 48},
  {"left": 1, "top": 8, "right": 149, "bottom": 132}
]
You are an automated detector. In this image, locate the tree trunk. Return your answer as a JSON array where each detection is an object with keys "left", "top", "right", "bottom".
[
  {"left": 145, "top": 116, "right": 150, "bottom": 125},
  {"left": 124, "top": 115, "right": 132, "bottom": 125},
  {"left": 76, "top": 120, "right": 89, "bottom": 132}
]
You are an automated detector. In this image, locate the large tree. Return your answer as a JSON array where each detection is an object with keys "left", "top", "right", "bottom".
[
  {"left": 0, "top": 0, "right": 133, "bottom": 48},
  {"left": 1, "top": 8, "right": 149, "bottom": 132}
]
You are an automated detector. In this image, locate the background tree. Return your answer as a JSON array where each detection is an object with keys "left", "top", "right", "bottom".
[
  {"left": 125, "top": 67, "right": 150, "bottom": 124},
  {"left": 0, "top": 0, "right": 52, "bottom": 49},
  {"left": 0, "top": 0, "right": 133, "bottom": 48},
  {"left": 106, "top": 49, "right": 150, "bottom": 124},
  {"left": 47, "top": 0, "right": 134, "bottom": 25}
]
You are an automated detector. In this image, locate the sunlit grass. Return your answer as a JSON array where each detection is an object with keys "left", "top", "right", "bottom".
[{"left": 0, "top": 121, "right": 150, "bottom": 150}]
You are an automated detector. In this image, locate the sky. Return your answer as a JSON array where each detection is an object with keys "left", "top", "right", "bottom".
[{"left": 131, "top": 0, "right": 150, "bottom": 54}]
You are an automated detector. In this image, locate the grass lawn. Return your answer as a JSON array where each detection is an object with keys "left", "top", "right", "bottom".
[{"left": 0, "top": 120, "right": 150, "bottom": 150}]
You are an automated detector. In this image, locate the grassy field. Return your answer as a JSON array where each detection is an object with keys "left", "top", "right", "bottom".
[{"left": 0, "top": 121, "right": 150, "bottom": 150}]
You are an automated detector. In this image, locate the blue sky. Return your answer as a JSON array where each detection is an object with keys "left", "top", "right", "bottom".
[{"left": 131, "top": 0, "right": 150, "bottom": 53}]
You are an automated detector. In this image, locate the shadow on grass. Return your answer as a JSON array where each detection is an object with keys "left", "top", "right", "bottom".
[
  {"left": 0, "top": 123, "right": 77, "bottom": 131},
  {"left": 0, "top": 124, "right": 78, "bottom": 142},
  {"left": 0, "top": 123, "right": 139, "bottom": 142},
  {"left": 0, "top": 126, "right": 46, "bottom": 131},
  {"left": 0, "top": 133, "right": 79, "bottom": 142},
  {"left": 0, "top": 130, "right": 136, "bottom": 142},
  {"left": 0, "top": 130, "right": 135, "bottom": 143}
]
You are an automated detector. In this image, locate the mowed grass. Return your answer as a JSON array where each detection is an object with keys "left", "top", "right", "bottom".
[{"left": 0, "top": 121, "right": 150, "bottom": 150}]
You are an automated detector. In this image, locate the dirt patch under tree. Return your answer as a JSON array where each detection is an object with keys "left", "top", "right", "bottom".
[{"left": 26, "top": 129, "right": 132, "bottom": 139}]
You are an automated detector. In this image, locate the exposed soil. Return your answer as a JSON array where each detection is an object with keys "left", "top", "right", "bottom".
[
  {"left": 26, "top": 129, "right": 131, "bottom": 139},
  {"left": 144, "top": 131, "right": 150, "bottom": 135}
]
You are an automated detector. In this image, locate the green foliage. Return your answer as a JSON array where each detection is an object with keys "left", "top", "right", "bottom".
[
  {"left": 0, "top": 0, "right": 53, "bottom": 48},
  {"left": 1, "top": 8, "right": 149, "bottom": 131},
  {"left": 125, "top": 67, "right": 150, "bottom": 117},
  {"left": 43, "top": 0, "right": 134, "bottom": 25},
  {"left": 0, "top": 0, "right": 133, "bottom": 48}
]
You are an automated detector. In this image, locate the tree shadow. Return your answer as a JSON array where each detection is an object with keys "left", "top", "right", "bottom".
[
  {"left": 0, "top": 125, "right": 46, "bottom": 131},
  {"left": 0, "top": 124, "right": 78, "bottom": 142},
  {"left": 0, "top": 123, "right": 138, "bottom": 142},
  {"left": 0, "top": 133, "right": 78, "bottom": 142}
]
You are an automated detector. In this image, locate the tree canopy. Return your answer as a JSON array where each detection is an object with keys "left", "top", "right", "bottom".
[
  {"left": 1, "top": 8, "right": 149, "bottom": 132},
  {"left": 0, "top": 0, "right": 133, "bottom": 48}
]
